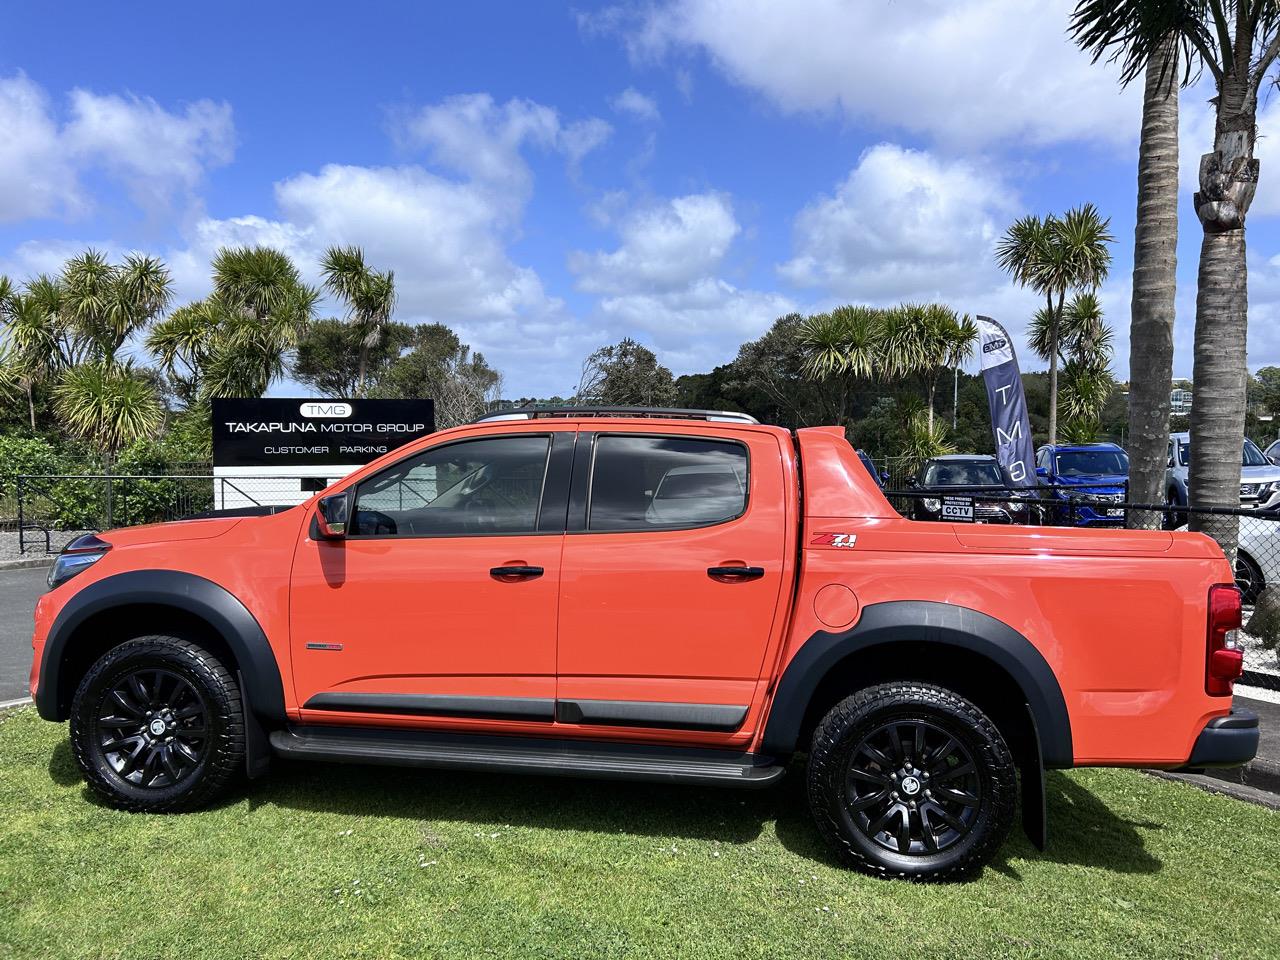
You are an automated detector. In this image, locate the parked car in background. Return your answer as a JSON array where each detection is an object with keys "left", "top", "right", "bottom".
[
  {"left": 1235, "top": 513, "right": 1280, "bottom": 605},
  {"left": 908, "top": 455, "right": 1034, "bottom": 524},
  {"left": 1167, "top": 433, "right": 1280, "bottom": 517},
  {"left": 1035, "top": 443, "right": 1128, "bottom": 527},
  {"left": 1262, "top": 438, "right": 1280, "bottom": 466},
  {"left": 856, "top": 450, "right": 887, "bottom": 488}
]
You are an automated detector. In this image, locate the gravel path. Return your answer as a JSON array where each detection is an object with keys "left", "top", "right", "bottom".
[{"left": 0, "top": 529, "right": 94, "bottom": 562}]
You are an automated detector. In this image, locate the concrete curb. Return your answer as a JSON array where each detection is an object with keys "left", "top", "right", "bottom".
[
  {"left": 0, "top": 696, "right": 32, "bottom": 710},
  {"left": 0, "top": 556, "right": 53, "bottom": 571},
  {"left": 1147, "top": 769, "right": 1280, "bottom": 811}
]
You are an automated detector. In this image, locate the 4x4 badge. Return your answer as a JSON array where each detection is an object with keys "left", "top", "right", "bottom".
[{"left": 810, "top": 533, "right": 857, "bottom": 548}]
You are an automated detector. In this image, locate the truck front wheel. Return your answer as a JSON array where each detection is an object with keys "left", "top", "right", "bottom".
[
  {"left": 806, "top": 681, "right": 1016, "bottom": 881},
  {"left": 69, "top": 636, "right": 246, "bottom": 812}
]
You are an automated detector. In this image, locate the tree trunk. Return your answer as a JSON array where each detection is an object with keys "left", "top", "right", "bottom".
[
  {"left": 1047, "top": 292, "right": 1064, "bottom": 445},
  {"left": 27, "top": 383, "right": 35, "bottom": 432},
  {"left": 927, "top": 379, "right": 936, "bottom": 432},
  {"left": 1188, "top": 72, "right": 1258, "bottom": 562},
  {"left": 1126, "top": 41, "right": 1179, "bottom": 529},
  {"left": 356, "top": 347, "right": 368, "bottom": 397}
]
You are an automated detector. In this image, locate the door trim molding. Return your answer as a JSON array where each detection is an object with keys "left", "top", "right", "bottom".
[
  {"left": 556, "top": 698, "right": 748, "bottom": 732},
  {"left": 303, "top": 692, "right": 555, "bottom": 722}
]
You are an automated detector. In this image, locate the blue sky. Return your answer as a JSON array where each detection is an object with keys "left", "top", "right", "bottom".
[{"left": 5, "top": 0, "right": 1280, "bottom": 398}]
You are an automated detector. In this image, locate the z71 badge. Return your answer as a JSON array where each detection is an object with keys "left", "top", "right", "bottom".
[{"left": 810, "top": 532, "right": 858, "bottom": 548}]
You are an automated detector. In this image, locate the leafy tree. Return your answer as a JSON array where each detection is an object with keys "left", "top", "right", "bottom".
[
  {"left": 575, "top": 337, "right": 677, "bottom": 407},
  {"left": 1029, "top": 292, "right": 1116, "bottom": 439},
  {"left": 1072, "top": 3, "right": 1185, "bottom": 526},
  {"left": 292, "top": 318, "right": 415, "bottom": 397},
  {"left": 372, "top": 323, "right": 503, "bottom": 428},
  {"left": 320, "top": 246, "right": 397, "bottom": 395},
  {"left": 718, "top": 314, "right": 845, "bottom": 427},
  {"left": 996, "top": 205, "right": 1113, "bottom": 445}
]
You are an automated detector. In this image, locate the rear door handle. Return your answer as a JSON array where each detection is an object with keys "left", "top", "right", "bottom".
[
  {"left": 490, "top": 565, "right": 544, "bottom": 581},
  {"left": 707, "top": 565, "right": 765, "bottom": 582}
]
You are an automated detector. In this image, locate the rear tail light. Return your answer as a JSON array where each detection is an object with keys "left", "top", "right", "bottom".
[{"left": 1206, "top": 584, "right": 1244, "bottom": 696}]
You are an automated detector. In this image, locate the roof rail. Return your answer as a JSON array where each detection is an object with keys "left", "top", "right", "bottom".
[{"left": 471, "top": 405, "right": 759, "bottom": 425}]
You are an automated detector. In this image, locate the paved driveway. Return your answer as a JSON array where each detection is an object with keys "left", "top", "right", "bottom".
[{"left": 0, "top": 567, "right": 45, "bottom": 701}]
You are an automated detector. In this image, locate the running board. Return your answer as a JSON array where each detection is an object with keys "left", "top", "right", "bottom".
[{"left": 269, "top": 725, "right": 785, "bottom": 789}]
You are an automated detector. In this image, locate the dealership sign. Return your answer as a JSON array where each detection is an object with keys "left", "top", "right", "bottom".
[{"left": 212, "top": 398, "right": 435, "bottom": 468}]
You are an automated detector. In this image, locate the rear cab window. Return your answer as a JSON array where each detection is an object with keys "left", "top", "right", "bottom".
[{"left": 587, "top": 435, "right": 749, "bottom": 532}]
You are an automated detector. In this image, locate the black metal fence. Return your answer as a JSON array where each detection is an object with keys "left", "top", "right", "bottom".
[{"left": 4, "top": 474, "right": 334, "bottom": 555}]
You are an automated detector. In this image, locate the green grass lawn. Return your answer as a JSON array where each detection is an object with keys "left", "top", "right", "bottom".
[{"left": 1, "top": 705, "right": 1277, "bottom": 960}]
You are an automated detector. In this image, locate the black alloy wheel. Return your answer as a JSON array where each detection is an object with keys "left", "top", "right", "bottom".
[
  {"left": 845, "top": 719, "right": 981, "bottom": 855},
  {"left": 95, "top": 668, "right": 210, "bottom": 789},
  {"left": 70, "top": 636, "right": 246, "bottom": 812},
  {"left": 807, "top": 682, "right": 1016, "bottom": 881}
]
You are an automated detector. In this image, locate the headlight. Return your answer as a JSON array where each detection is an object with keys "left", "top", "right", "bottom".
[
  {"left": 47, "top": 534, "right": 111, "bottom": 591},
  {"left": 922, "top": 498, "right": 941, "bottom": 512}
]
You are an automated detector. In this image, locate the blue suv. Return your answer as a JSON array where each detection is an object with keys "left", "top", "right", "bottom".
[{"left": 1035, "top": 442, "right": 1129, "bottom": 527}]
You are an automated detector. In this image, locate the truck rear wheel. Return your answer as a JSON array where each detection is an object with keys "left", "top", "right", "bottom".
[
  {"left": 69, "top": 636, "right": 246, "bottom": 812},
  {"left": 806, "top": 681, "right": 1016, "bottom": 881}
]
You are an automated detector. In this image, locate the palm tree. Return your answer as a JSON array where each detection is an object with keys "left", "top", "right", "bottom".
[
  {"left": 60, "top": 251, "right": 172, "bottom": 362},
  {"left": 1073, "top": 7, "right": 1183, "bottom": 526},
  {"left": 196, "top": 246, "right": 318, "bottom": 400},
  {"left": 879, "top": 304, "right": 977, "bottom": 431},
  {"left": 320, "top": 246, "right": 397, "bottom": 396},
  {"left": 1075, "top": 3, "right": 1280, "bottom": 558},
  {"left": 995, "top": 205, "right": 1113, "bottom": 445},
  {"left": 797, "top": 305, "right": 886, "bottom": 425},
  {"left": 53, "top": 361, "right": 164, "bottom": 460}
]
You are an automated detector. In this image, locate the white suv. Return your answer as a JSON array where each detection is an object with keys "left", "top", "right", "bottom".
[{"left": 1166, "top": 432, "right": 1280, "bottom": 512}]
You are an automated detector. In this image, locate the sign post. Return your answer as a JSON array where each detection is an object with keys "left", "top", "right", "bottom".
[{"left": 211, "top": 398, "right": 435, "bottom": 509}]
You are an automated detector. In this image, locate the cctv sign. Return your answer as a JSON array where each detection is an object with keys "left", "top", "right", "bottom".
[{"left": 212, "top": 398, "right": 435, "bottom": 467}]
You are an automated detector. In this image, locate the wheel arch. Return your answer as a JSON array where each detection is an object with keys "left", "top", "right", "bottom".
[
  {"left": 36, "top": 569, "right": 286, "bottom": 727},
  {"left": 760, "top": 600, "right": 1073, "bottom": 770}
]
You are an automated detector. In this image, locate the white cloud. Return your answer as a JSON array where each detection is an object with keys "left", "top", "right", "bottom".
[
  {"left": 571, "top": 192, "right": 739, "bottom": 293},
  {"left": 602, "top": 0, "right": 1138, "bottom": 149},
  {"left": 397, "top": 93, "right": 611, "bottom": 197},
  {"left": 64, "top": 90, "right": 234, "bottom": 216},
  {"left": 0, "top": 71, "right": 233, "bottom": 223},
  {"left": 0, "top": 74, "right": 81, "bottom": 222},
  {"left": 570, "top": 191, "right": 795, "bottom": 372},
  {"left": 612, "top": 87, "right": 661, "bottom": 122},
  {"left": 780, "top": 143, "right": 1014, "bottom": 301}
]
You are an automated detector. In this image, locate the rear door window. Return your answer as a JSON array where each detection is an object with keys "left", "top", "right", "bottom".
[{"left": 587, "top": 435, "right": 748, "bottom": 531}]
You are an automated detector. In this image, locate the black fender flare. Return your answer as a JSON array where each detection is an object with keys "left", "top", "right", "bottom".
[
  {"left": 760, "top": 600, "right": 1073, "bottom": 768},
  {"left": 35, "top": 569, "right": 286, "bottom": 727}
]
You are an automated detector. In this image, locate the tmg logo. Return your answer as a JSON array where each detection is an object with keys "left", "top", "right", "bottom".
[{"left": 299, "top": 402, "right": 352, "bottom": 419}]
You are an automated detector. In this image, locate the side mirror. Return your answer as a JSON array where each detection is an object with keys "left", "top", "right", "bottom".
[
  {"left": 316, "top": 493, "right": 350, "bottom": 540},
  {"left": 1269, "top": 454, "right": 1280, "bottom": 466},
  {"left": 1035, "top": 466, "right": 1049, "bottom": 479}
]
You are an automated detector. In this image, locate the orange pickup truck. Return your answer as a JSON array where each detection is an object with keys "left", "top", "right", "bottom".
[{"left": 29, "top": 407, "right": 1258, "bottom": 880}]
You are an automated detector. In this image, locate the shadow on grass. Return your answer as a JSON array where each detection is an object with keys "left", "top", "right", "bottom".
[
  {"left": 45, "top": 731, "right": 1162, "bottom": 876},
  {"left": 239, "top": 757, "right": 1162, "bottom": 876},
  {"left": 987, "top": 772, "right": 1163, "bottom": 879}
]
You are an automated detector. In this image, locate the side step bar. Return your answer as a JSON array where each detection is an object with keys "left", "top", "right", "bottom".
[{"left": 269, "top": 725, "right": 785, "bottom": 789}]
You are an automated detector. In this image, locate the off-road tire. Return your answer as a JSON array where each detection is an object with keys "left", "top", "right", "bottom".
[
  {"left": 807, "top": 681, "right": 1017, "bottom": 881},
  {"left": 70, "top": 636, "right": 245, "bottom": 812}
]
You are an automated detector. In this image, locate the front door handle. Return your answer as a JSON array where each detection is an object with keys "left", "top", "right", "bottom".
[
  {"left": 490, "top": 564, "right": 544, "bottom": 581},
  {"left": 707, "top": 565, "right": 765, "bottom": 582}
]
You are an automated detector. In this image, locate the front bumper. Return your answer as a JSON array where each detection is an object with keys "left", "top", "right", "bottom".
[{"left": 1177, "top": 708, "right": 1260, "bottom": 769}]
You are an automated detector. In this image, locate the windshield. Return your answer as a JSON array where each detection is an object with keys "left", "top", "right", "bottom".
[
  {"left": 1054, "top": 449, "right": 1128, "bottom": 477},
  {"left": 922, "top": 461, "right": 1003, "bottom": 486},
  {"left": 1178, "top": 440, "right": 1268, "bottom": 467}
]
